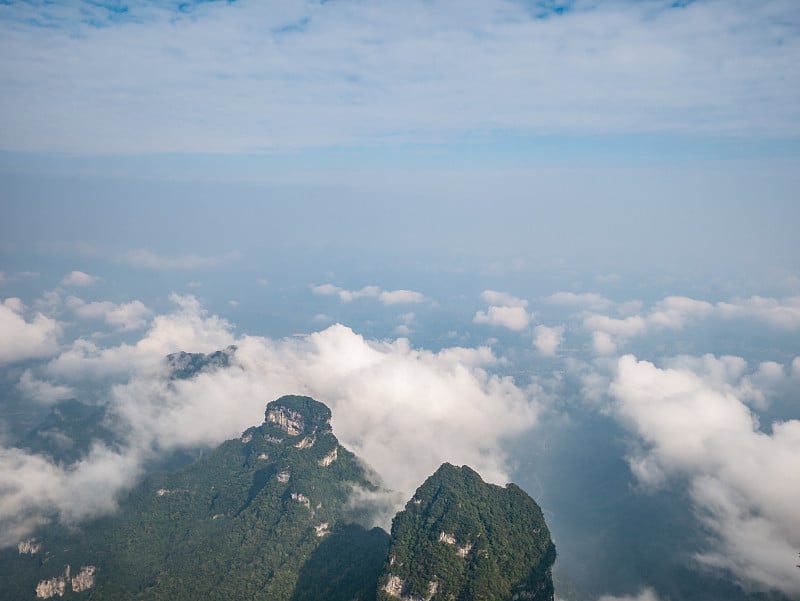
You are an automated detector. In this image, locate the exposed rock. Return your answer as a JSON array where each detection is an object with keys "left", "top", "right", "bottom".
[
  {"left": 294, "top": 436, "right": 315, "bottom": 449},
  {"left": 266, "top": 406, "right": 305, "bottom": 436},
  {"left": 290, "top": 492, "right": 311, "bottom": 510},
  {"left": 257, "top": 452, "right": 269, "bottom": 460},
  {"left": 71, "top": 565, "right": 96, "bottom": 593},
  {"left": 438, "top": 531, "right": 472, "bottom": 558},
  {"left": 318, "top": 446, "right": 338, "bottom": 466},
  {"left": 276, "top": 470, "right": 290, "bottom": 483},
  {"left": 314, "top": 522, "right": 330, "bottom": 537},
  {"left": 381, "top": 573, "right": 435, "bottom": 601},
  {"left": 264, "top": 434, "right": 283, "bottom": 444},
  {"left": 241, "top": 432, "right": 253, "bottom": 444},
  {"left": 18, "top": 539, "right": 41, "bottom": 554},
  {"left": 35, "top": 577, "right": 66, "bottom": 599},
  {"left": 438, "top": 531, "right": 456, "bottom": 545},
  {"left": 156, "top": 488, "right": 170, "bottom": 497},
  {"left": 36, "top": 565, "right": 69, "bottom": 599},
  {"left": 383, "top": 574, "right": 404, "bottom": 598}
]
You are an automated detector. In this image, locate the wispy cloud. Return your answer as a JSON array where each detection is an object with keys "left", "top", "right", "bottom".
[
  {"left": 1, "top": 0, "right": 798, "bottom": 153},
  {"left": 61, "top": 270, "right": 98, "bottom": 287},
  {"left": 122, "top": 249, "right": 239, "bottom": 270},
  {"left": 312, "top": 283, "right": 424, "bottom": 306}
]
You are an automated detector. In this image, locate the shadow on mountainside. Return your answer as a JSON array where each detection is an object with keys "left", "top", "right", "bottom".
[{"left": 290, "top": 523, "right": 391, "bottom": 601}]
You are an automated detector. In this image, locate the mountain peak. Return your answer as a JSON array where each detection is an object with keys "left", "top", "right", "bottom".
[
  {"left": 380, "top": 462, "right": 556, "bottom": 601},
  {"left": 264, "top": 395, "right": 332, "bottom": 436}
]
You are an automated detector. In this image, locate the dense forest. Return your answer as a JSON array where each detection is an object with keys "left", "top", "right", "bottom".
[{"left": 1, "top": 393, "right": 555, "bottom": 600}]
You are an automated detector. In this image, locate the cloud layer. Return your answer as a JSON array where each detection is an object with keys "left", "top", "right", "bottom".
[
  {"left": 1, "top": 0, "right": 798, "bottom": 153},
  {"left": 609, "top": 355, "right": 800, "bottom": 596},
  {"left": 0, "top": 295, "right": 541, "bottom": 546}
]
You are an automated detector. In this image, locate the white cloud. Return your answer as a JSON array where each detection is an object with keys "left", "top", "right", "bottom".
[
  {"left": 533, "top": 325, "right": 564, "bottom": 357},
  {"left": 597, "top": 588, "right": 664, "bottom": 601},
  {"left": 474, "top": 290, "right": 530, "bottom": 331},
  {"left": 547, "top": 291, "right": 614, "bottom": 312},
  {"left": 1, "top": 1, "right": 797, "bottom": 153},
  {"left": 379, "top": 289, "right": 425, "bottom": 305},
  {"left": 66, "top": 296, "right": 151, "bottom": 331},
  {"left": 312, "top": 283, "right": 344, "bottom": 297},
  {"left": 47, "top": 294, "right": 234, "bottom": 381},
  {"left": 584, "top": 314, "right": 647, "bottom": 338},
  {"left": 4, "top": 297, "right": 24, "bottom": 314},
  {"left": 2, "top": 296, "right": 543, "bottom": 544},
  {"left": 123, "top": 249, "right": 238, "bottom": 270},
  {"left": 0, "top": 299, "right": 62, "bottom": 365},
  {"left": 312, "top": 283, "right": 424, "bottom": 305},
  {"left": 393, "top": 324, "right": 412, "bottom": 336},
  {"left": 474, "top": 305, "right": 530, "bottom": 331},
  {"left": 582, "top": 295, "right": 800, "bottom": 355},
  {"left": 480, "top": 290, "right": 528, "bottom": 308},
  {"left": 609, "top": 355, "right": 800, "bottom": 596},
  {"left": 0, "top": 444, "right": 143, "bottom": 548},
  {"left": 716, "top": 295, "right": 800, "bottom": 330},
  {"left": 591, "top": 331, "right": 617, "bottom": 356},
  {"left": 17, "top": 370, "right": 74, "bottom": 404},
  {"left": 61, "top": 271, "right": 98, "bottom": 287}
]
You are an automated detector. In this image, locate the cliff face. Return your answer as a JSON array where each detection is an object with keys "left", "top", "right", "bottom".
[{"left": 378, "top": 463, "right": 556, "bottom": 601}]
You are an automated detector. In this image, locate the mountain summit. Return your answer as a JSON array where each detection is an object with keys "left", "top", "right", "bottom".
[{"left": 379, "top": 463, "right": 556, "bottom": 601}]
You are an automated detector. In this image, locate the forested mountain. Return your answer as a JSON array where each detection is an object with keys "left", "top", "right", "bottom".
[
  {"left": 378, "top": 463, "right": 555, "bottom": 601},
  {"left": 2, "top": 395, "right": 555, "bottom": 600}
]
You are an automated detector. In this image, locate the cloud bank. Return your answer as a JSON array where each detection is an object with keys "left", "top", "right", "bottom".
[
  {"left": 0, "top": 295, "right": 541, "bottom": 546},
  {"left": 548, "top": 293, "right": 800, "bottom": 355},
  {"left": 609, "top": 355, "right": 800, "bottom": 596},
  {"left": 1, "top": 0, "right": 798, "bottom": 153}
]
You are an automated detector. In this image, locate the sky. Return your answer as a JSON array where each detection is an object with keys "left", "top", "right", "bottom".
[{"left": 1, "top": 1, "right": 800, "bottom": 600}]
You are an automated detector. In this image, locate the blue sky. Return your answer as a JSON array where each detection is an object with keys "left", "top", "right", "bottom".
[{"left": 1, "top": 2, "right": 800, "bottom": 600}]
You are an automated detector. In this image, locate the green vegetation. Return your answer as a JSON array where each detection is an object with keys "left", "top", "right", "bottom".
[
  {"left": 2, "top": 395, "right": 555, "bottom": 601},
  {"left": 377, "top": 463, "right": 556, "bottom": 601},
  {"left": 2, "top": 396, "right": 381, "bottom": 600}
]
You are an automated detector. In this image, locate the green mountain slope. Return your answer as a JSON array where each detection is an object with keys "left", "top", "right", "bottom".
[
  {"left": 377, "top": 463, "right": 556, "bottom": 601},
  {"left": 3, "top": 395, "right": 386, "bottom": 600},
  {"left": 3, "top": 396, "right": 556, "bottom": 601}
]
